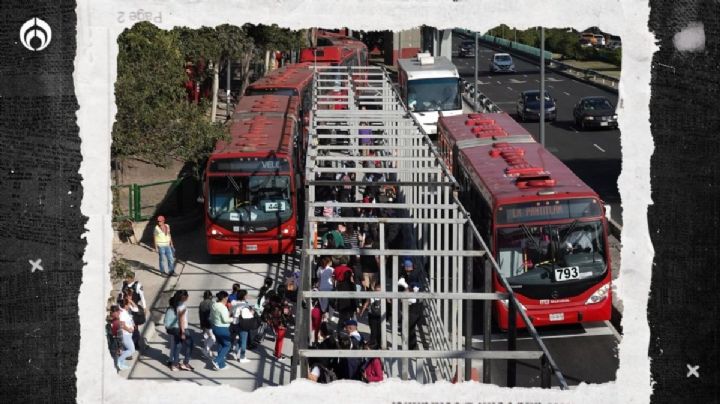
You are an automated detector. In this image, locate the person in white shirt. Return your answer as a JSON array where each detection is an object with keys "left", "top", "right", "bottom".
[{"left": 117, "top": 297, "right": 136, "bottom": 371}]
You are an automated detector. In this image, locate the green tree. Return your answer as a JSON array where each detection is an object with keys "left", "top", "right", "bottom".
[{"left": 112, "top": 22, "right": 226, "bottom": 172}]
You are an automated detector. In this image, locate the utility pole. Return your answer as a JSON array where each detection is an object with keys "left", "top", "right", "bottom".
[
  {"left": 474, "top": 32, "right": 479, "bottom": 112},
  {"left": 539, "top": 27, "right": 545, "bottom": 146}
]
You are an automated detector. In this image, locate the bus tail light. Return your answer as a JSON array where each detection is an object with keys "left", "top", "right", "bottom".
[{"left": 585, "top": 283, "right": 610, "bottom": 305}]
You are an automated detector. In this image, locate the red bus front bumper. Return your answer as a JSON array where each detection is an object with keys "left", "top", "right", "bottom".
[
  {"left": 495, "top": 294, "right": 612, "bottom": 330},
  {"left": 207, "top": 236, "right": 295, "bottom": 255}
]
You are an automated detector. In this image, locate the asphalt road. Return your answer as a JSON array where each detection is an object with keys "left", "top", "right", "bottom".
[{"left": 452, "top": 36, "right": 623, "bottom": 225}]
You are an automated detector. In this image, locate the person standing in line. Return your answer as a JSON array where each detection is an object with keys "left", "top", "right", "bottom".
[
  {"left": 198, "top": 290, "right": 216, "bottom": 359},
  {"left": 316, "top": 256, "right": 335, "bottom": 320},
  {"left": 234, "top": 290, "right": 253, "bottom": 363},
  {"left": 169, "top": 290, "right": 194, "bottom": 371},
  {"left": 153, "top": 215, "right": 175, "bottom": 276},
  {"left": 359, "top": 282, "right": 383, "bottom": 349},
  {"left": 210, "top": 291, "right": 232, "bottom": 370},
  {"left": 117, "top": 296, "right": 136, "bottom": 371},
  {"left": 122, "top": 287, "right": 142, "bottom": 351},
  {"left": 360, "top": 237, "right": 380, "bottom": 291},
  {"left": 228, "top": 283, "right": 241, "bottom": 303}
]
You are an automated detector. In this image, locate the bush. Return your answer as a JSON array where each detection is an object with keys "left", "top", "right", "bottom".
[{"left": 110, "top": 256, "right": 134, "bottom": 283}]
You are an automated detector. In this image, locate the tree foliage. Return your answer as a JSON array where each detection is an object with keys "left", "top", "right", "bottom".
[
  {"left": 113, "top": 23, "right": 307, "bottom": 168},
  {"left": 486, "top": 25, "right": 620, "bottom": 66}
]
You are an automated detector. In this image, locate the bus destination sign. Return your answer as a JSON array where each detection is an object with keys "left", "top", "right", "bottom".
[
  {"left": 210, "top": 157, "right": 290, "bottom": 173},
  {"left": 497, "top": 198, "right": 602, "bottom": 224}
]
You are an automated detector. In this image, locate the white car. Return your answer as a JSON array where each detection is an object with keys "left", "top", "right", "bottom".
[{"left": 489, "top": 53, "right": 515, "bottom": 73}]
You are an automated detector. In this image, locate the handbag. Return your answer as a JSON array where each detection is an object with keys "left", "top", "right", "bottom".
[{"left": 132, "top": 305, "right": 146, "bottom": 326}]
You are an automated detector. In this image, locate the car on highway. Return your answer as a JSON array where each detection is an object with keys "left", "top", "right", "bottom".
[
  {"left": 489, "top": 53, "right": 515, "bottom": 73},
  {"left": 458, "top": 40, "right": 475, "bottom": 57},
  {"left": 573, "top": 96, "right": 618, "bottom": 130},
  {"left": 516, "top": 90, "right": 557, "bottom": 122}
]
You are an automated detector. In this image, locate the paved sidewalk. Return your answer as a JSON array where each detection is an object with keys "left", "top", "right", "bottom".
[{"left": 114, "top": 222, "right": 300, "bottom": 391}]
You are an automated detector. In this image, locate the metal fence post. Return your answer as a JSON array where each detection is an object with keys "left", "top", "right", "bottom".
[
  {"left": 507, "top": 297, "right": 517, "bottom": 388},
  {"left": 482, "top": 259, "right": 491, "bottom": 383},
  {"left": 132, "top": 184, "right": 141, "bottom": 222},
  {"left": 541, "top": 354, "right": 551, "bottom": 388},
  {"left": 464, "top": 224, "right": 473, "bottom": 382}
]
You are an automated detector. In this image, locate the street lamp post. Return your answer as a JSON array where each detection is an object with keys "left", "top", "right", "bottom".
[
  {"left": 539, "top": 27, "right": 545, "bottom": 146},
  {"left": 474, "top": 32, "right": 479, "bottom": 112}
]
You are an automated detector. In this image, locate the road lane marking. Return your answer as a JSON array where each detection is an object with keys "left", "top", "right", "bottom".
[
  {"left": 497, "top": 80, "right": 501, "bottom": 84},
  {"left": 563, "top": 91, "right": 571, "bottom": 96},
  {"left": 508, "top": 78, "right": 526, "bottom": 84},
  {"left": 604, "top": 320, "right": 623, "bottom": 342},
  {"left": 506, "top": 86, "right": 513, "bottom": 91},
  {"left": 523, "top": 74, "right": 528, "bottom": 78},
  {"left": 593, "top": 143, "right": 606, "bottom": 152},
  {"left": 534, "top": 79, "right": 539, "bottom": 83}
]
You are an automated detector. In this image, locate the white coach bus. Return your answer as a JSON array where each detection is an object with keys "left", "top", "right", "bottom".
[{"left": 398, "top": 53, "right": 463, "bottom": 136}]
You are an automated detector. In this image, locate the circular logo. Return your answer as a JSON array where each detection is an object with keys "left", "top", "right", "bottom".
[
  {"left": 551, "top": 290, "right": 559, "bottom": 299},
  {"left": 20, "top": 18, "right": 52, "bottom": 51}
]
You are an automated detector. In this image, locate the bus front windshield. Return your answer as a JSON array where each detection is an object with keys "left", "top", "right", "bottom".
[
  {"left": 496, "top": 220, "right": 607, "bottom": 285},
  {"left": 407, "top": 78, "right": 461, "bottom": 113},
  {"left": 208, "top": 175, "right": 292, "bottom": 231}
]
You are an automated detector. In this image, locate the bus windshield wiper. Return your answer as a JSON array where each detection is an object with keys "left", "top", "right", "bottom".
[
  {"left": 226, "top": 175, "right": 241, "bottom": 194},
  {"left": 519, "top": 224, "right": 541, "bottom": 251},
  {"left": 559, "top": 219, "right": 579, "bottom": 247}
]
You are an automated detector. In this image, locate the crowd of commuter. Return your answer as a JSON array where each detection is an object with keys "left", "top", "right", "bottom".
[
  {"left": 305, "top": 147, "right": 427, "bottom": 383},
  {"left": 106, "top": 276, "right": 294, "bottom": 373}
]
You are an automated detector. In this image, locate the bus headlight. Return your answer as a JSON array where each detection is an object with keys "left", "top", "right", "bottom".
[
  {"left": 500, "top": 299, "right": 526, "bottom": 312},
  {"left": 585, "top": 283, "right": 610, "bottom": 305},
  {"left": 282, "top": 228, "right": 290, "bottom": 234},
  {"left": 211, "top": 229, "right": 218, "bottom": 235}
]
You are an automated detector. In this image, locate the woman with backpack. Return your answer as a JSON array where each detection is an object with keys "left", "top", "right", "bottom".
[{"left": 229, "top": 289, "right": 253, "bottom": 363}]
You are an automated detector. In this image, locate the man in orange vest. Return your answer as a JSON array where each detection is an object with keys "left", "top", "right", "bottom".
[{"left": 153, "top": 215, "right": 176, "bottom": 276}]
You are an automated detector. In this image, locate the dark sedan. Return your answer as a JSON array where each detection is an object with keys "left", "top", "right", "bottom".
[
  {"left": 573, "top": 96, "right": 618, "bottom": 130},
  {"left": 458, "top": 40, "right": 475, "bottom": 57},
  {"left": 516, "top": 90, "right": 557, "bottom": 122}
]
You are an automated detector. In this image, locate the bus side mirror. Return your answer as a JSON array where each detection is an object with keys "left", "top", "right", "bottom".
[
  {"left": 458, "top": 82, "right": 465, "bottom": 95},
  {"left": 197, "top": 196, "right": 205, "bottom": 204},
  {"left": 603, "top": 204, "right": 611, "bottom": 220}
]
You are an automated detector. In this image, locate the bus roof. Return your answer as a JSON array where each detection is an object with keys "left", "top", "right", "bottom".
[
  {"left": 439, "top": 113, "right": 597, "bottom": 207},
  {"left": 214, "top": 113, "right": 295, "bottom": 158},
  {"left": 245, "top": 63, "right": 314, "bottom": 94},
  {"left": 398, "top": 55, "right": 459, "bottom": 80},
  {"left": 299, "top": 46, "right": 350, "bottom": 64},
  {"left": 232, "top": 95, "right": 299, "bottom": 120},
  {"left": 459, "top": 142, "right": 597, "bottom": 208},
  {"left": 439, "top": 112, "right": 534, "bottom": 148}
]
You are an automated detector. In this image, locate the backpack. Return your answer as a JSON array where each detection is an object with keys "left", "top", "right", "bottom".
[
  {"left": 317, "top": 364, "right": 338, "bottom": 384},
  {"left": 361, "top": 357, "right": 385, "bottom": 382},
  {"left": 325, "top": 230, "right": 345, "bottom": 248},
  {"left": 163, "top": 307, "right": 178, "bottom": 331}
]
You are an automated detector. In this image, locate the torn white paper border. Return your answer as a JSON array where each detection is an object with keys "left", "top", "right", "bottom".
[{"left": 75, "top": 0, "right": 656, "bottom": 402}]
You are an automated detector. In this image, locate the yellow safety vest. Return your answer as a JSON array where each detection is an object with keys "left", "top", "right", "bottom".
[{"left": 154, "top": 225, "right": 172, "bottom": 246}]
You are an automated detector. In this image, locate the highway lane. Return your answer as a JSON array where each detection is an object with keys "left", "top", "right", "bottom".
[{"left": 452, "top": 36, "right": 623, "bottom": 225}]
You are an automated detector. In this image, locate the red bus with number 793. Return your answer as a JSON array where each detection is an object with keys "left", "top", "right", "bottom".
[{"left": 438, "top": 112, "right": 612, "bottom": 329}]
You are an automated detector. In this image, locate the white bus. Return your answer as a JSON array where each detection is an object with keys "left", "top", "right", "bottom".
[{"left": 398, "top": 53, "right": 463, "bottom": 136}]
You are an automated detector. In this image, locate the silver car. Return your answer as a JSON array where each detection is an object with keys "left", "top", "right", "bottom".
[{"left": 489, "top": 53, "right": 515, "bottom": 73}]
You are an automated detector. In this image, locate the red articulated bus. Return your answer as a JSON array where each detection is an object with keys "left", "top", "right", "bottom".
[
  {"left": 204, "top": 95, "right": 303, "bottom": 256},
  {"left": 299, "top": 32, "right": 368, "bottom": 67},
  {"left": 438, "top": 112, "right": 612, "bottom": 329},
  {"left": 244, "top": 63, "right": 315, "bottom": 156}
]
